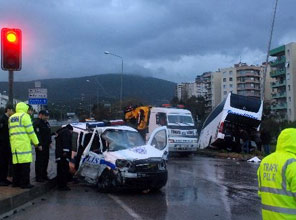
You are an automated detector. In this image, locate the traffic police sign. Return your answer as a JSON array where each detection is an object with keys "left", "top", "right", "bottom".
[
  {"left": 28, "top": 98, "right": 48, "bottom": 105},
  {"left": 28, "top": 88, "right": 48, "bottom": 105}
]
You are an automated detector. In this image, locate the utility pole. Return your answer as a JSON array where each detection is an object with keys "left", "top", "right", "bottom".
[
  {"left": 8, "top": 70, "right": 13, "bottom": 105},
  {"left": 104, "top": 51, "right": 124, "bottom": 111},
  {"left": 261, "top": 0, "right": 279, "bottom": 101}
]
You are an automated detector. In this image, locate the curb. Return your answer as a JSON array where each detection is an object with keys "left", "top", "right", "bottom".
[
  {"left": 0, "top": 178, "right": 56, "bottom": 216},
  {"left": 195, "top": 149, "right": 263, "bottom": 161}
]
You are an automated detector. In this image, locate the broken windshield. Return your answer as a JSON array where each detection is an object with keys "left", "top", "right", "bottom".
[{"left": 102, "top": 129, "right": 145, "bottom": 151}]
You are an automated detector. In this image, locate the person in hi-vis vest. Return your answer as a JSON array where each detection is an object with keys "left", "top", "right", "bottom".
[
  {"left": 9, "top": 102, "right": 42, "bottom": 189},
  {"left": 257, "top": 128, "right": 296, "bottom": 220}
]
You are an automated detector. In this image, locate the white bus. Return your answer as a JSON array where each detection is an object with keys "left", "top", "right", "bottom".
[{"left": 198, "top": 93, "right": 263, "bottom": 150}]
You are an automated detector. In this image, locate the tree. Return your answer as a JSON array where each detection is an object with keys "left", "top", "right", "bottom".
[
  {"left": 92, "top": 104, "right": 112, "bottom": 121},
  {"left": 184, "top": 96, "right": 206, "bottom": 123},
  {"left": 170, "top": 96, "right": 179, "bottom": 106},
  {"left": 170, "top": 95, "right": 206, "bottom": 125}
]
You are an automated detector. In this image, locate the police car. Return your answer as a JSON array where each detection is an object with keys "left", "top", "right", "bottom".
[{"left": 68, "top": 120, "right": 168, "bottom": 192}]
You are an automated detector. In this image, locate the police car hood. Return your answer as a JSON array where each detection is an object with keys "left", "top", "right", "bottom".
[
  {"left": 104, "top": 144, "right": 164, "bottom": 164},
  {"left": 276, "top": 128, "right": 296, "bottom": 154}
]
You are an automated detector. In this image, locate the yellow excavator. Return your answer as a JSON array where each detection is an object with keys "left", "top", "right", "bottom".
[{"left": 124, "top": 105, "right": 151, "bottom": 136}]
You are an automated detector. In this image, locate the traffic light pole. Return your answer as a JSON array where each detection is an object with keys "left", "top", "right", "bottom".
[{"left": 8, "top": 70, "right": 14, "bottom": 105}]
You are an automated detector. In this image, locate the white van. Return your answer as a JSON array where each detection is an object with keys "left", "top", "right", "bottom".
[
  {"left": 198, "top": 93, "right": 263, "bottom": 150},
  {"left": 147, "top": 107, "right": 198, "bottom": 153}
]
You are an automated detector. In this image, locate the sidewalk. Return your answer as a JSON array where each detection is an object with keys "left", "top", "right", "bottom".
[{"left": 0, "top": 148, "right": 57, "bottom": 215}]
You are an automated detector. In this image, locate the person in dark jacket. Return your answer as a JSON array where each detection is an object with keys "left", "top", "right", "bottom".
[
  {"left": 34, "top": 110, "right": 52, "bottom": 182},
  {"left": 260, "top": 128, "right": 271, "bottom": 156},
  {"left": 224, "top": 124, "right": 233, "bottom": 151},
  {"left": 55, "top": 124, "right": 73, "bottom": 191},
  {"left": 240, "top": 129, "right": 250, "bottom": 153},
  {"left": 253, "top": 130, "right": 262, "bottom": 152},
  {"left": 0, "top": 105, "right": 15, "bottom": 186}
]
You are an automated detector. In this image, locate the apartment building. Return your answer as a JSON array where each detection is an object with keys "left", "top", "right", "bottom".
[
  {"left": 176, "top": 82, "right": 195, "bottom": 101},
  {"left": 202, "top": 71, "right": 222, "bottom": 113},
  {"left": 220, "top": 63, "right": 261, "bottom": 100},
  {"left": 176, "top": 71, "right": 221, "bottom": 113},
  {"left": 176, "top": 62, "right": 274, "bottom": 115},
  {"left": 176, "top": 84, "right": 183, "bottom": 101},
  {"left": 270, "top": 42, "right": 296, "bottom": 121},
  {"left": 195, "top": 75, "right": 208, "bottom": 98},
  {"left": 176, "top": 75, "right": 208, "bottom": 101}
]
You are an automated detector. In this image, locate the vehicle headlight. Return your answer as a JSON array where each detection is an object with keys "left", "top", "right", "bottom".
[
  {"left": 169, "top": 139, "right": 175, "bottom": 143},
  {"left": 194, "top": 130, "right": 197, "bottom": 136},
  {"left": 116, "top": 159, "right": 131, "bottom": 168},
  {"left": 158, "top": 160, "right": 166, "bottom": 170}
]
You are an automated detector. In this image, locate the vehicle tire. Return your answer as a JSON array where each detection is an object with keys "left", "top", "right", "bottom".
[{"left": 97, "top": 170, "right": 113, "bottom": 193}]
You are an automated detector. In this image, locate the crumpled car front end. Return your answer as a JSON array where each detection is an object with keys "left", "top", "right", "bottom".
[{"left": 114, "top": 158, "right": 168, "bottom": 190}]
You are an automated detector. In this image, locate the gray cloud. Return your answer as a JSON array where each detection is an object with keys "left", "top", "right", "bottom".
[{"left": 0, "top": 0, "right": 295, "bottom": 83}]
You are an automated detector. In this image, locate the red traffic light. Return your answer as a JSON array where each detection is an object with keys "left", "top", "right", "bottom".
[{"left": 1, "top": 28, "right": 22, "bottom": 71}]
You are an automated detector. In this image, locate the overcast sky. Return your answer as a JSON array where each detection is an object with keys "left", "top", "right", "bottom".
[{"left": 0, "top": 0, "right": 295, "bottom": 83}]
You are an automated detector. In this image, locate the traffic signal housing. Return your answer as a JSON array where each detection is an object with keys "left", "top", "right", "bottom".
[{"left": 1, "top": 28, "right": 22, "bottom": 71}]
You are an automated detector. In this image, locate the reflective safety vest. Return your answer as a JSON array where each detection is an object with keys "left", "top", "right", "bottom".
[
  {"left": 9, "top": 105, "right": 39, "bottom": 164},
  {"left": 257, "top": 152, "right": 296, "bottom": 220}
]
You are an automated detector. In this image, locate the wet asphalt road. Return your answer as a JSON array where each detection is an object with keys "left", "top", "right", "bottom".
[{"left": 4, "top": 155, "right": 261, "bottom": 220}]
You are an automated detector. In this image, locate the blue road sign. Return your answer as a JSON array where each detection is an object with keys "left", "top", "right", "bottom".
[{"left": 28, "top": 98, "right": 48, "bottom": 105}]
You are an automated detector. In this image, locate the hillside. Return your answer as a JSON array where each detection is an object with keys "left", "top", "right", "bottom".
[{"left": 0, "top": 74, "right": 176, "bottom": 106}]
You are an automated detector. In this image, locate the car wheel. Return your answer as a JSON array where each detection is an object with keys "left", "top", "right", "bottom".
[{"left": 97, "top": 170, "right": 113, "bottom": 193}]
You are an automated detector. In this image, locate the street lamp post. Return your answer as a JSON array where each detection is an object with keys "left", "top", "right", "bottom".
[
  {"left": 86, "top": 79, "right": 100, "bottom": 106},
  {"left": 104, "top": 51, "right": 123, "bottom": 111},
  {"left": 85, "top": 80, "right": 92, "bottom": 118}
]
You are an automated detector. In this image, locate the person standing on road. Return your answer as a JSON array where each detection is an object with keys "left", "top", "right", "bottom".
[
  {"left": 27, "top": 104, "right": 34, "bottom": 116},
  {"left": 241, "top": 129, "right": 250, "bottom": 153},
  {"left": 9, "top": 102, "right": 42, "bottom": 189},
  {"left": 55, "top": 124, "right": 73, "bottom": 191},
  {"left": 224, "top": 124, "right": 233, "bottom": 151},
  {"left": 252, "top": 130, "right": 262, "bottom": 152},
  {"left": 257, "top": 128, "right": 296, "bottom": 220},
  {"left": 0, "top": 105, "right": 15, "bottom": 186},
  {"left": 261, "top": 129, "right": 271, "bottom": 156},
  {"left": 34, "top": 110, "right": 52, "bottom": 182}
]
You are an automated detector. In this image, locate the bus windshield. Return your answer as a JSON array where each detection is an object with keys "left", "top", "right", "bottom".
[
  {"left": 230, "top": 93, "right": 261, "bottom": 113},
  {"left": 167, "top": 115, "right": 194, "bottom": 125}
]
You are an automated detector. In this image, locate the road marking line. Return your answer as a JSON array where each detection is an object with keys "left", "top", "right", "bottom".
[
  {"left": 108, "top": 194, "right": 143, "bottom": 220},
  {"left": 179, "top": 169, "right": 193, "bottom": 175}
]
